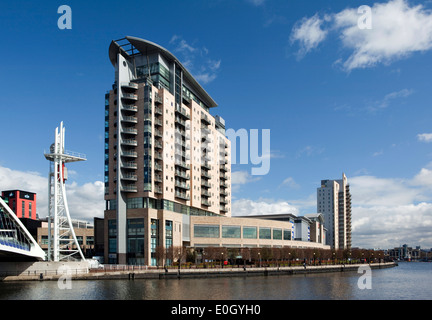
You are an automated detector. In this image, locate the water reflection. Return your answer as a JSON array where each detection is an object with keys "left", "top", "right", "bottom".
[{"left": 0, "top": 262, "right": 431, "bottom": 300}]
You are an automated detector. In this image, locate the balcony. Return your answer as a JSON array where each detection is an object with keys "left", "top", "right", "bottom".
[
  {"left": 154, "top": 93, "right": 163, "bottom": 105},
  {"left": 121, "top": 174, "right": 137, "bottom": 181},
  {"left": 220, "top": 197, "right": 228, "bottom": 205},
  {"left": 154, "top": 175, "right": 163, "bottom": 183},
  {"left": 175, "top": 116, "right": 186, "bottom": 127},
  {"left": 121, "top": 93, "right": 138, "bottom": 101},
  {"left": 154, "top": 129, "right": 163, "bottom": 138},
  {"left": 154, "top": 140, "right": 163, "bottom": 149},
  {"left": 154, "top": 163, "right": 163, "bottom": 171},
  {"left": 201, "top": 170, "right": 211, "bottom": 179},
  {"left": 122, "top": 161, "right": 137, "bottom": 169},
  {"left": 175, "top": 160, "right": 190, "bottom": 170},
  {"left": 121, "top": 104, "right": 137, "bottom": 112},
  {"left": 182, "top": 95, "right": 191, "bottom": 105},
  {"left": 220, "top": 173, "right": 228, "bottom": 180},
  {"left": 121, "top": 150, "right": 138, "bottom": 158},
  {"left": 175, "top": 191, "right": 190, "bottom": 200},
  {"left": 175, "top": 105, "right": 190, "bottom": 119},
  {"left": 122, "top": 127, "right": 138, "bottom": 135},
  {"left": 154, "top": 106, "right": 163, "bottom": 115},
  {"left": 201, "top": 180, "right": 211, "bottom": 188},
  {"left": 175, "top": 181, "right": 190, "bottom": 190},
  {"left": 121, "top": 116, "right": 138, "bottom": 124},
  {"left": 220, "top": 164, "right": 227, "bottom": 172},
  {"left": 154, "top": 186, "right": 163, "bottom": 194},
  {"left": 201, "top": 189, "right": 211, "bottom": 197},
  {"left": 121, "top": 139, "right": 137, "bottom": 147},
  {"left": 220, "top": 190, "right": 228, "bottom": 197},
  {"left": 175, "top": 170, "right": 190, "bottom": 180},
  {"left": 220, "top": 205, "right": 228, "bottom": 213},
  {"left": 154, "top": 152, "right": 163, "bottom": 160},
  {"left": 201, "top": 113, "right": 211, "bottom": 125},
  {"left": 201, "top": 199, "right": 210, "bottom": 206},
  {"left": 154, "top": 118, "right": 163, "bottom": 127},
  {"left": 201, "top": 161, "right": 212, "bottom": 170},
  {"left": 121, "top": 184, "right": 137, "bottom": 193},
  {"left": 121, "top": 82, "right": 138, "bottom": 90}
]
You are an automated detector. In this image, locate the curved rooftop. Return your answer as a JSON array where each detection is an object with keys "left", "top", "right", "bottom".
[{"left": 109, "top": 36, "right": 217, "bottom": 108}]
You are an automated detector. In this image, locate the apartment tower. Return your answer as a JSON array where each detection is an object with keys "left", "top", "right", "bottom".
[
  {"left": 104, "top": 37, "right": 231, "bottom": 265},
  {"left": 317, "top": 173, "right": 352, "bottom": 250}
]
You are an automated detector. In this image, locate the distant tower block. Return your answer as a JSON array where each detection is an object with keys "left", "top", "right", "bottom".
[{"left": 44, "top": 122, "right": 87, "bottom": 261}]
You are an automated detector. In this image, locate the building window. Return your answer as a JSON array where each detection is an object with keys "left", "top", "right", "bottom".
[
  {"left": 194, "top": 225, "right": 220, "bottom": 238},
  {"left": 127, "top": 219, "right": 144, "bottom": 265},
  {"left": 127, "top": 197, "right": 143, "bottom": 209},
  {"left": 86, "top": 236, "right": 94, "bottom": 245},
  {"left": 222, "top": 225, "right": 241, "bottom": 238},
  {"left": 108, "top": 220, "right": 117, "bottom": 254},
  {"left": 243, "top": 226, "right": 257, "bottom": 239},
  {"left": 283, "top": 229, "right": 291, "bottom": 240},
  {"left": 273, "top": 228, "right": 282, "bottom": 240},
  {"left": 151, "top": 219, "right": 159, "bottom": 266},
  {"left": 259, "top": 227, "right": 271, "bottom": 240}
]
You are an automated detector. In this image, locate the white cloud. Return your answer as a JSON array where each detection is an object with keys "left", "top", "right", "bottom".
[
  {"left": 231, "top": 170, "right": 261, "bottom": 193},
  {"left": 417, "top": 133, "right": 432, "bottom": 143},
  {"left": 232, "top": 198, "right": 299, "bottom": 217},
  {"left": 290, "top": 14, "right": 329, "bottom": 57},
  {"left": 280, "top": 177, "right": 300, "bottom": 189},
  {"left": 291, "top": 0, "right": 432, "bottom": 71},
  {"left": 169, "top": 35, "right": 221, "bottom": 84},
  {"left": 370, "top": 88, "right": 413, "bottom": 111},
  {"left": 349, "top": 164, "right": 432, "bottom": 248},
  {"left": 0, "top": 165, "right": 104, "bottom": 222},
  {"left": 296, "top": 145, "right": 325, "bottom": 158}
]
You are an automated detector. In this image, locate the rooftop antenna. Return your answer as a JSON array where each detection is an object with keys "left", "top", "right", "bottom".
[{"left": 44, "top": 122, "right": 86, "bottom": 261}]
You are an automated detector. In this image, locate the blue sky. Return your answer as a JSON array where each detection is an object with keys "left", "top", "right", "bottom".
[{"left": 1, "top": 0, "right": 432, "bottom": 249}]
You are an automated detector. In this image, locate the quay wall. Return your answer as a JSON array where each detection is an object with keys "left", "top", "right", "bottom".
[{"left": 0, "top": 262, "right": 396, "bottom": 281}]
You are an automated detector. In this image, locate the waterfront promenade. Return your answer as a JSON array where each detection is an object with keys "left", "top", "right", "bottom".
[{"left": 0, "top": 261, "right": 396, "bottom": 281}]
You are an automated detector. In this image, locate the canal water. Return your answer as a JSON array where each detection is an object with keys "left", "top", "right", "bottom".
[{"left": 0, "top": 262, "right": 430, "bottom": 300}]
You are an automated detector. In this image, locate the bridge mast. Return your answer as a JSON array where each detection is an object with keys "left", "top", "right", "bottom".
[{"left": 44, "top": 122, "right": 86, "bottom": 261}]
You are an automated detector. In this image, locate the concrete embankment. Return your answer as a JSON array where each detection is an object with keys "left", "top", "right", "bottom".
[{"left": 0, "top": 262, "right": 396, "bottom": 281}]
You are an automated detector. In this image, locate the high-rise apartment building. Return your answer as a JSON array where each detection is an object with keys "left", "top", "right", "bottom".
[
  {"left": 317, "top": 173, "right": 352, "bottom": 250},
  {"left": 104, "top": 37, "right": 231, "bottom": 265}
]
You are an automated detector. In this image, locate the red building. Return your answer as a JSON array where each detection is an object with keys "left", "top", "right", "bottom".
[{"left": 1, "top": 190, "right": 37, "bottom": 220}]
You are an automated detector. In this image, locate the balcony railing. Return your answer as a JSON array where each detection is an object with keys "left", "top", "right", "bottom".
[
  {"left": 201, "top": 170, "right": 211, "bottom": 179},
  {"left": 121, "top": 185, "right": 137, "bottom": 192},
  {"left": 121, "top": 82, "right": 138, "bottom": 90},
  {"left": 122, "top": 127, "right": 138, "bottom": 135},
  {"left": 175, "top": 191, "right": 190, "bottom": 200},
  {"left": 154, "top": 93, "right": 163, "bottom": 105},
  {"left": 121, "top": 116, "right": 138, "bottom": 123},
  {"left": 175, "top": 105, "right": 190, "bottom": 119},
  {"left": 175, "top": 160, "right": 190, "bottom": 170},
  {"left": 121, "top": 139, "right": 137, "bottom": 147},
  {"left": 121, "top": 150, "right": 138, "bottom": 158},
  {"left": 121, "top": 104, "right": 138, "bottom": 112},
  {"left": 175, "top": 181, "right": 190, "bottom": 190},
  {"left": 175, "top": 170, "right": 190, "bottom": 180},
  {"left": 121, "top": 93, "right": 138, "bottom": 101},
  {"left": 121, "top": 174, "right": 137, "bottom": 181},
  {"left": 122, "top": 161, "right": 137, "bottom": 169}
]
